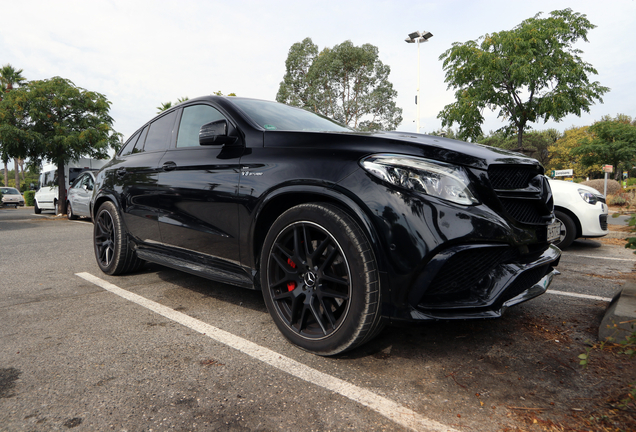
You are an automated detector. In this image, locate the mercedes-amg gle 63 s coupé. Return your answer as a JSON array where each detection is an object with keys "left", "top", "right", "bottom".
[{"left": 92, "top": 96, "right": 561, "bottom": 355}]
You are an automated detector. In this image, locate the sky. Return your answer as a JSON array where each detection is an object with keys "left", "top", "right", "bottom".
[{"left": 2, "top": 0, "right": 635, "bottom": 163}]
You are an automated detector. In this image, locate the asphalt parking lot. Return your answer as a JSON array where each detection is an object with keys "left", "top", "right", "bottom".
[{"left": 1, "top": 207, "right": 634, "bottom": 431}]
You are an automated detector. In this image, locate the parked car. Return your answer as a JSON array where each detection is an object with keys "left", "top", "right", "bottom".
[
  {"left": 548, "top": 178, "right": 609, "bottom": 249},
  {"left": 91, "top": 96, "right": 561, "bottom": 355},
  {"left": 1, "top": 187, "right": 25, "bottom": 207},
  {"left": 67, "top": 170, "right": 98, "bottom": 220},
  {"left": 34, "top": 158, "right": 107, "bottom": 214}
]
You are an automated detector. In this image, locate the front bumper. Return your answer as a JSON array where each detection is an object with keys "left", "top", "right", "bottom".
[
  {"left": 579, "top": 202, "right": 609, "bottom": 238},
  {"left": 404, "top": 244, "right": 560, "bottom": 320}
]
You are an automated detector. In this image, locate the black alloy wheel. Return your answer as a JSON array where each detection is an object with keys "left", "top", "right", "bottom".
[
  {"left": 93, "top": 201, "right": 143, "bottom": 275},
  {"left": 261, "top": 203, "right": 383, "bottom": 356}
]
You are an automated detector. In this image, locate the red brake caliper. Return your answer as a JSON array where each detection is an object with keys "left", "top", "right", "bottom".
[{"left": 287, "top": 258, "right": 297, "bottom": 291}]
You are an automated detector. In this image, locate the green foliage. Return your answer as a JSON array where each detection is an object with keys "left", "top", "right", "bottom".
[
  {"left": 0, "top": 64, "right": 26, "bottom": 91},
  {"left": 23, "top": 190, "right": 34, "bottom": 206},
  {"left": 276, "top": 38, "right": 402, "bottom": 131},
  {"left": 0, "top": 76, "right": 121, "bottom": 214},
  {"left": 546, "top": 126, "right": 603, "bottom": 178},
  {"left": 609, "top": 194, "right": 628, "bottom": 206},
  {"left": 572, "top": 114, "right": 636, "bottom": 180},
  {"left": 157, "top": 96, "right": 189, "bottom": 113},
  {"left": 479, "top": 129, "right": 561, "bottom": 165},
  {"left": 0, "top": 77, "right": 121, "bottom": 166},
  {"left": 438, "top": 8, "right": 609, "bottom": 146}
]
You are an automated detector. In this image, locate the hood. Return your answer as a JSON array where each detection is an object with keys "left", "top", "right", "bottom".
[{"left": 263, "top": 130, "right": 543, "bottom": 172}]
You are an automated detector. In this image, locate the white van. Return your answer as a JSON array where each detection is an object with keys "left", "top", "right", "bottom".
[{"left": 34, "top": 158, "right": 108, "bottom": 214}]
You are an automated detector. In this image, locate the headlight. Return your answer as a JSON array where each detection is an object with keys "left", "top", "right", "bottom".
[
  {"left": 578, "top": 189, "right": 597, "bottom": 205},
  {"left": 360, "top": 154, "right": 479, "bottom": 205}
]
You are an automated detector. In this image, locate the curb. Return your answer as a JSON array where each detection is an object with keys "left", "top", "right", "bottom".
[{"left": 599, "top": 282, "right": 636, "bottom": 341}]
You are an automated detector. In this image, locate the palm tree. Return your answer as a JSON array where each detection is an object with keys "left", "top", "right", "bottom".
[{"left": 0, "top": 64, "right": 27, "bottom": 188}]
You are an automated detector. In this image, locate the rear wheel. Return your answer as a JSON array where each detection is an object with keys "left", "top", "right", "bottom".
[
  {"left": 554, "top": 210, "right": 576, "bottom": 249},
  {"left": 260, "top": 203, "right": 383, "bottom": 356},
  {"left": 67, "top": 201, "right": 77, "bottom": 220},
  {"left": 93, "top": 201, "right": 144, "bottom": 275}
]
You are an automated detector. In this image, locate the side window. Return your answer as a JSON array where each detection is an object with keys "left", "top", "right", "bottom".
[
  {"left": 144, "top": 110, "right": 178, "bottom": 152},
  {"left": 133, "top": 126, "right": 149, "bottom": 154},
  {"left": 120, "top": 130, "right": 141, "bottom": 156},
  {"left": 44, "top": 170, "right": 56, "bottom": 187},
  {"left": 68, "top": 168, "right": 83, "bottom": 185},
  {"left": 176, "top": 105, "right": 226, "bottom": 148},
  {"left": 71, "top": 174, "right": 84, "bottom": 189}
]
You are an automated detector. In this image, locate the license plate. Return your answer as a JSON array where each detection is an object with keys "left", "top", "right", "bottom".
[{"left": 547, "top": 221, "right": 560, "bottom": 243}]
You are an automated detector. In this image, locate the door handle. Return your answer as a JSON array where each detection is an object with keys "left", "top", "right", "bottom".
[{"left": 162, "top": 161, "right": 177, "bottom": 171}]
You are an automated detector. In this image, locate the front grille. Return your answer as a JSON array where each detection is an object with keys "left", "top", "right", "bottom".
[
  {"left": 488, "top": 166, "right": 538, "bottom": 190},
  {"left": 488, "top": 165, "right": 552, "bottom": 225},
  {"left": 500, "top": 199, "right": 546, "bottom": 224},
  {"left": 600, "top": 214, "right": 608, "bottom": 230},
  {"left": 423, "top": 247, "right": 517, "bottom": 298}
]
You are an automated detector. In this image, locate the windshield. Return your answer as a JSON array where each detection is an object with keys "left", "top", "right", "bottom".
[
  {"left": 231, "top": 98, "right": 352, "bottom": 132},
  {"left": 1, "top": 187, "right": 20, "bottom": 195}
]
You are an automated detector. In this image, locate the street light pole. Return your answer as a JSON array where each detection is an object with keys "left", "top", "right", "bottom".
[{"left": 405, "top": 31, "right": 433, "bottom": 134}]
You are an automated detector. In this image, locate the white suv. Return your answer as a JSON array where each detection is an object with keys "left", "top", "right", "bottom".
[{"left": 548, "top": 178, "right": 609, "bottom": 249}]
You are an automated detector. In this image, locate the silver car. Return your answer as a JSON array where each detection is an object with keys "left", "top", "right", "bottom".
[
  {"left": 1, "top": 187, "right": 25, "bottom": 208},
  {"left": 67, "top": 170, "right": 97, "bottom": 220}
]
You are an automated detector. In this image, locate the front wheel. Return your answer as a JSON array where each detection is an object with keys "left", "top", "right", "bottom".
[
  {"left": 93, "top": 201, "right": 144, "bottom": 275},
  {"left": 554, "top": 210, "right": 576, "bottom": 249},
  {"left": 34, "top": 201, "right": 41, "bottom": 214},
  {"left": 260, "top": 203, "right": 383, "bottom": 356}
]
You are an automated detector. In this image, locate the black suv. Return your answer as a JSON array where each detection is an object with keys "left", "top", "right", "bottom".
[{"left": 92, "top": 96, "right": 561, "bottom": 355}]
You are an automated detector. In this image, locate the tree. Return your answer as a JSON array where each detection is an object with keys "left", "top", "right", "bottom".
[
  {"left": 572, "top": 115, "right": 636, "bottom": 180},
  {"left": 479, "top": 129, "right": 561, "bottom": 166},
  {"left": 0, "top": 64, "right": 27, "bottom": 187},
  {"left": 0, "top": 76, "right": 121, "bottom": 214},
  {"left": 276, "top": 38, "right": 403, "bottom": 131},
  {"left": 438, "top": 8, "right": 609, "bottom": 146},
  {"left": 546, "top": 126, "right": 601, "bottom": 179}
]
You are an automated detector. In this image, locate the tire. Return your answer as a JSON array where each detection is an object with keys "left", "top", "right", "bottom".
[
  {"left": 54, "top": 200, "right": 59, "bottom": 215},
  {"left": 93, "top": 201, "right": 144, "bottom": 275},
  {"left": 260, "top": 203, "right": 383, "bottom": 356},
  {"left": 34, "top": 201, "right": 41, "bottom": 214},
  {"left": 67, "top": 201, "right": 78, "bottom": 220},
  {"left": 554, "top": 210, "right": 576, "bottom": 249}
]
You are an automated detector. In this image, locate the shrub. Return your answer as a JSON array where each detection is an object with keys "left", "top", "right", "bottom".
[
  {"left": 627, "top": 178, "right": 636, "bottom": 187},
  {"left": 24, "top": 190, "right": 35, "bottom": 206},
  {"left": 608, "top": 194, "right": 627, "bottom": 206},
  {"left": 581, "top": 179, "right": 621, "bottom": 196}
]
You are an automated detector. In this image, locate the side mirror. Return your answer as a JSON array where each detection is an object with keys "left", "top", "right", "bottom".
[{"left": 199, "top": 119, "right": 238, "bottom": 146}]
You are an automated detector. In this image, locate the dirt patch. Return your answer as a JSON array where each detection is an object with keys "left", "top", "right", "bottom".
[
  {"left": 598, "top": 237, "right": 629, "bottom": 247},
  {"left": 0, "top": 368, "right": 21, "bottom": 398}
]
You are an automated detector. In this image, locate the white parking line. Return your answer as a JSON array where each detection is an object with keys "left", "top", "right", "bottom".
[
  {"left": 76, "top": 272, "right": 457, "bottom": 432},
  {"left": 547, "top": 289, "right": 613, "bottom": 302},
  {"left": 565, "top": 254, "right": 636, "bottom": 262}
]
